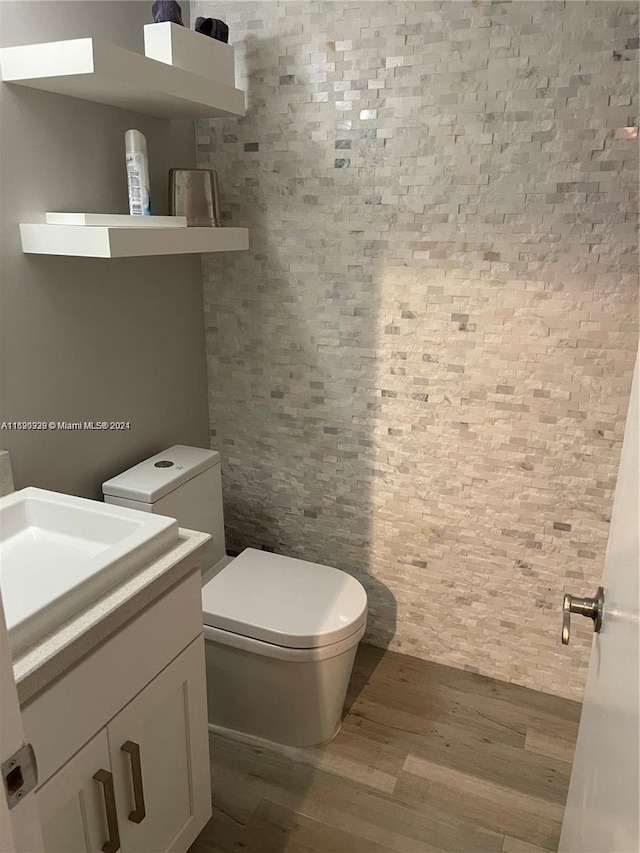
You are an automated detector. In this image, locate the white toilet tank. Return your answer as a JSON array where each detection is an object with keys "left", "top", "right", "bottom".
[{"left": 102, "top": 445, "right": 226, "bottom": 574}]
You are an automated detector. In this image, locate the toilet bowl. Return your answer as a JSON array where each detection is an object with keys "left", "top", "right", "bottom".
[
  {"left": 203, "top": 548, "right": 366, "bottom": 745},
  {"left": 102, "top": 445, "right": 367, "bottom": 747}
]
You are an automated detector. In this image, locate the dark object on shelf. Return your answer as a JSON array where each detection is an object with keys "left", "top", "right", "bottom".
[
  {"left": 195, "top": 16, "right": 229, "bottom": 43},
  {"left": 151, "top": 0, "right": 184, "bottom": 25}
]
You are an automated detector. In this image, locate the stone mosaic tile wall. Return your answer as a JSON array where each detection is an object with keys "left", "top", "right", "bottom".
[
  {"left": 0, "top": 450, "right": 14, "bottom": 498},
  {"left": 195, "top": 0, "right": 638, "bottom": 699}
]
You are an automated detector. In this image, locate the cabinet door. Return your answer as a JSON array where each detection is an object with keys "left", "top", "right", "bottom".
[
  {"left": 107, "top": 635, "right": 211, "bottom": 853},
  {"left": 37, "top": 731, "right": 117, "bottom": 853}
]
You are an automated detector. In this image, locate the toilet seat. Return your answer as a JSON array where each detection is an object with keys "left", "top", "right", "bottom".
[
  {"left": 201, "top": 548, "right": 367, "bottom": 650},
  {"left": 202, "top": 622, "right": 367, "bottom": 662}
]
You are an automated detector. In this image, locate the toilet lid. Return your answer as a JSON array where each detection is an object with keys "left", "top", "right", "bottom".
[{"left": 201, "top": 548, "right": 367, "bottom": 649}]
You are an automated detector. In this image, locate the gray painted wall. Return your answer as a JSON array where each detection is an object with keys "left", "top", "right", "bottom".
[{"left": 0, "top": 1, "right": 209, "bottom": 499}]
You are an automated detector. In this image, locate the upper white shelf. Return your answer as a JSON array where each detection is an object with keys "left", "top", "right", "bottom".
[{"left": 0, "top": 37, "right": 245, "bottom": 119}]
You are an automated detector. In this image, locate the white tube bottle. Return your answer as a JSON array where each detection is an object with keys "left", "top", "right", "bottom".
[{"left": 125, "top": 129, "right": 151, "bottom": 216}]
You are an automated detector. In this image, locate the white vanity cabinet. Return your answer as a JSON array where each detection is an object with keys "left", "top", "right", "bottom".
[{"left": 21, "top": 571, "right": 211, "bottom": 853}]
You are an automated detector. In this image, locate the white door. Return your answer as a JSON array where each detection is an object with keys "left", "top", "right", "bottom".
[
  {"left": 107, "top": 636, "right": 211, "bottom": 853},
  {"left": 0, "top": 590, "right": 44, "bottom": 853},
  {"left": 36, "top": 731, "right": 115, "bottom": 853},
  {"left": 559, "top": 354, "right": 639, "bottom": 853}
]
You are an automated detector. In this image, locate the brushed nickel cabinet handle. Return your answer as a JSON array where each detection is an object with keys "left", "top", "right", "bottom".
[
  {"left": 121, "top": 740, "right": 146, "bottom": 824},
  {"left": 93, "top": 769, "right": 121, "bottom": 853}
]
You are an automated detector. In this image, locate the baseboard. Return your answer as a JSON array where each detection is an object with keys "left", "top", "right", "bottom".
[{"left": 206, "top": 720, "right": 342, "bottom": 750}]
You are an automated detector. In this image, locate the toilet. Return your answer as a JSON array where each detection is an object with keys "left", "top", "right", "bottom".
[{"left": 102, "top": 445, "right": 367, "bottom": 746}]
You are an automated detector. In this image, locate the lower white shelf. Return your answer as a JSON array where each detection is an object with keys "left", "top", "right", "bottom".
[{"left": 20, "top": 224, "right": 249, "bottom": 258}]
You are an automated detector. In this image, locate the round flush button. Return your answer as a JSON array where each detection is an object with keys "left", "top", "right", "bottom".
[{"left": 154, "top": 460, "right": 174, "bottom": 468}]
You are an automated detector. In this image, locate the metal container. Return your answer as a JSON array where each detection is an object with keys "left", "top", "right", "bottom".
[{"left": 168, "top": 168, "right": 221, "bottom": 226}]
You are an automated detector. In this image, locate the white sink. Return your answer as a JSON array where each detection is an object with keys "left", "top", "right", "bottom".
[{"left": 0, "top": 487, "right": 178, "bottom": 653}]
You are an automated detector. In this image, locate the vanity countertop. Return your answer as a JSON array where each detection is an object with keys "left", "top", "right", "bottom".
[{"left": 14, "top": 527, "right": 211, "bottom": 704}]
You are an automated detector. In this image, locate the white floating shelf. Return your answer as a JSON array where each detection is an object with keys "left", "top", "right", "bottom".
[
  {"left": 144, "top": 23, "right": 235, "bottom": 88},
  {"left": 20, "top": 224, "right": 249, "bottom": 258},
  {"left": 46, "top": 212, "right": 188, "bottom": 227},
  {"left": 0, "top": 38, "right": 245, "bottom": 119}
]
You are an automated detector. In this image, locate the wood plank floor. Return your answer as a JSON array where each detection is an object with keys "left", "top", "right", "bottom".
[{"left": 189, "top": 644, "right": 582, "bottom": 853}]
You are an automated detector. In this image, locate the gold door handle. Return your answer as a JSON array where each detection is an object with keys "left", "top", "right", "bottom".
[
  {"left": 93, "top": 769, "right": 121, "bottom": 853},
  {"left": 562, "top": 586, "right": 604, "bottom": 645},
  {"left": 121, "top": 741, "right": 146, "bottom": 824}
]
